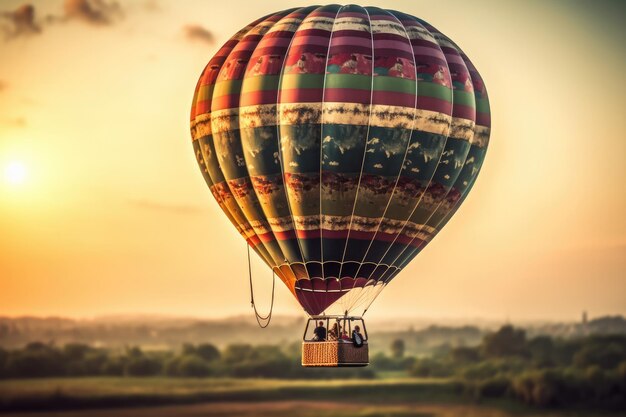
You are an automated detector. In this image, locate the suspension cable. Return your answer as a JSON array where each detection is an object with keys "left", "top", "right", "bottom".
[{"left": 247, "top": 244, "right": 275, "bottom": 328}]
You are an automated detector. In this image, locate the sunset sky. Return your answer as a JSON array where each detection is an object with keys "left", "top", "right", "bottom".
[{"left": 1, "top": 0, "right": 624, "bottom": 322}]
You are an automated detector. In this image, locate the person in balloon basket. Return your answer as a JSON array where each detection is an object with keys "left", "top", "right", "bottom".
[
  {"left": 328, "top": 322, "right": 341, "bottom": 340},
  {"left": 340, "top": 330, "right": 351, "bottom": 342},
  {"left": 313, "top": 321, "right": 327, "bottom": 341},
  {"left": 352, "top": 325, "right": 364, "bottom": 348}
]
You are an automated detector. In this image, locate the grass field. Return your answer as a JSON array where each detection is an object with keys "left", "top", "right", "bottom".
[{"left": 0, "top": 377, "right": 620, "bottom": 417}]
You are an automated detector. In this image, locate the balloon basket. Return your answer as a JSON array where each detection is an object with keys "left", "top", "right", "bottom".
[{"left": 301, "top": 316, "right": 369, "bottom": 367}]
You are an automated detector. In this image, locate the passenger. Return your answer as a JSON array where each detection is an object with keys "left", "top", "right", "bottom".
[
  {"left": 313, "top": 321, "right": 327, "bottom": 341},
  {"left": 340, "top": 330, "right": 351, "bottom": 341},
  {"left": 352, "top": 325, "right": 364, "bottom": 347},
  {"left": 328, "top": 322, "right": 340, "bottom": 340}
]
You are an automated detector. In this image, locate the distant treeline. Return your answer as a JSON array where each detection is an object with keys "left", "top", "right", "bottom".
[
  {"left": 374, "top": 325, "right": 626, "bottom": 410},
  {"left": 0, "top": 341, "right": 373, "bottom": 380},
  {"left": 1, "top": 325, "right": 625, "bottom": 410},
  {"left": 1, "top": 315, "right": 624, "bottom": 353}
]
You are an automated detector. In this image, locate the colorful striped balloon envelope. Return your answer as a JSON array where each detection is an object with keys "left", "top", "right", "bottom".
[{"left": 189, "top": 5, "right": 491, "bottom": 316}]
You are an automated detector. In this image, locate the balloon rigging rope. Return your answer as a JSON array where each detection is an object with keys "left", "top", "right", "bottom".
[{"left": 247, "top": 244, "right": 275, "bottom": 328}]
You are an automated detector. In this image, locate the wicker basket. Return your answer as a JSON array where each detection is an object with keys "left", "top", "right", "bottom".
[{"left": 302, "top": 341, "right": 369, "bottom": 367}]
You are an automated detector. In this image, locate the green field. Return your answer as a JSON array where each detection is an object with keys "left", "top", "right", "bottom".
[{"left": 0, "top": 377, "right": 619, "bottom": 417}]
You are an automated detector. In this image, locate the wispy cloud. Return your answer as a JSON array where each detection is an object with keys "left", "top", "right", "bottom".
[
  {"left": 0, "top": 80, "right": 6, "bottom": 92},
  {"left": 1, "top": 4, "right": 41, "bottom": 39},
  {"left": 129, "top": 199, "right": 206, "bottom": 215},
  {"left": 1, "top": 0, "right": 125, "bottom": 41},
  {"left": 183, "top": 24, "right": 215, "bottom": 45},
  {"left": 61, "top": 0, "right": 123, "bottom": 26}
]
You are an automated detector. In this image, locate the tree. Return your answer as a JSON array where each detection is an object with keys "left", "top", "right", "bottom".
[
  {"left": 451, "top": 346, "right": 480, "bottom": 364},
  {"left": 123, "top": 348, "right": 161, "bottom": 377},
  {"left": 0, "top": 347, "right": 8, "bottom": 375},
  {"left": 528, "top": 336, "right": 554, "bottom": 367},
  {"left": 63, "top": 343, "right": 92, "bottom": 361},
  {"left": 4, "top": 343, "right": 64, "bottom": 377},
  {"left": 196, "top": 344, "right": 220, "bottom": 362},
  {"left": 574, "top": 342, "right": 625, "bottom": 369},
  {"left": 222, "top": 344, "right": 253, "bottom": 363},
  {"left": 390, "top": 339, "right": 405, "bottom": 359},
  {"left": 482, "top": 325, "right": 528, "bottom": 358},
  {"left": 177, "top": 355, "right": 212, "bottom": 377}
]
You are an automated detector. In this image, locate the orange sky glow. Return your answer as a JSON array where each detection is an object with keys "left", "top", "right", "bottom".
[{"left": 1, "top": 0, "right": 624, "bottom": 321}]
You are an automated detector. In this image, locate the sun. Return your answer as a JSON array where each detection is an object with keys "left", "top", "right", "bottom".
[{"left": 4, "top": 161, "right": 28, "bottom": 186}]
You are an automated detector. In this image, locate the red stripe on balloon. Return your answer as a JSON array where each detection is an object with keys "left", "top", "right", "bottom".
[
  {"left": 324, "top": 88, "right": 371, "bottom": 104},
  {"left": 417, "top": 95, "right": 453, "bottom": 115},
  {"left": 476, "top": 112, "right": 491, "bottom": 127},
  {"left": 452, "top": 103, "right": 475, "bottom": 121}
]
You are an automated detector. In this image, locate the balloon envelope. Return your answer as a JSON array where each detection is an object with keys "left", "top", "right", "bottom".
[{"left": 190, "top": 5, "right": 491, "bottom": 316}]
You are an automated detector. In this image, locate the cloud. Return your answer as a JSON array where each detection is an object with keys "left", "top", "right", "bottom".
[
  {"left": 62, "top": 0, "right": 123, "bottom": 25},
  {"left": 1, "top": 0, "right": 124, "bottom": 40},
  {"left": 129, "top": 199, "right": 206, "bottom": 215},
  {"left": 184, "top": 24, "right": 215, "bottom": 45},
  {"left": 0, "top": 80, "right": 6, "bottom": 91},
  {"left": 1, "top": 4, "right": 41, "bottom": 39}
]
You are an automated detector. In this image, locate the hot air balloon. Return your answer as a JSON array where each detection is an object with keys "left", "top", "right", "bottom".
[{"left": 189, "top": 5, "right": 491, "bottom": 367}]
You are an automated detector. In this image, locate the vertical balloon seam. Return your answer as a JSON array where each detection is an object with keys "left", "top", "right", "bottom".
[
  {"left": 234, "top": 13, "right": 282, "bottom": 284},
  {"left": 190, "top": 36, "right": 245, "bottom": 235},
  {"left": 317, "top": 5, "right": 344, "bottom": 309},
  {"left": 365, "top": 29, "right": 477, "bottom": 311},
  {"left": 379, "top": 37, "right": 468, "bottom": 277},
  {"left": 341, "top": 7, "right": 420, "bottom": 313},
  {"left": 374, "top": 18, "right": 459, "bottom": 278},
  {"left": 270, "top": 7, "right": 323, "bottom": 316},
  {"left": 269, "top": 8, "right": 317, "bottom": 293},
  {"left": 192, "top": 20, "right": 277, "bottom": 268},
  {"left": 431, "top": 47, "right": 492, "bottom": 231},
  {"left": 331, "top": 6, "right": 374, "bottom": 311},
  {"left": 283, "top": 5, "right": 343, "bottom": 316},
  {"left": 391, "top": 50, "right": 491, "bottom": 275},
  {"left": 346, "top": 8, "right": 417, "bottom": 277},
  {"left": 394, "top": 57, "right": 486, "bottom": 270},
  {"left": 238, "top": 7, "right": 312, "bottom": 291},
  {"left": 273, "top": 7, "right": 318, "bottom": 285},
  {"left": 211, "top": 17, "right": 282, "bottom": 268},
  {"left": 382, "top": 28, "right": 476, "bottom": 277},
  {"left": 335, "top": 5, "right": 376, "bottom": 313},
  {"left": 210, "top": 16, "right": 281, "bottom": 268},
  {"left": 336, "top": 6, "right": 393, "bottom": 312},
  {"left": 356, "top": 15, "right": 457, "bottom": 310},
  {"left": 277, "top": 5, "right": 331, "bottom": 316},
  {"left": 358, "top": 14, "right": 453, "bottom": 285},
  {"left": 212, "top": 12, "right": 289, "bottom": 270}
]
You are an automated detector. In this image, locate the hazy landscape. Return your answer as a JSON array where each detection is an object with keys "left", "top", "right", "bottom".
[
  {"left": 1, "top": 314, "right": 625, "bottom": 416},
  {"left": 3, "top": 313, "right": 624, "bottom": 350}
]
